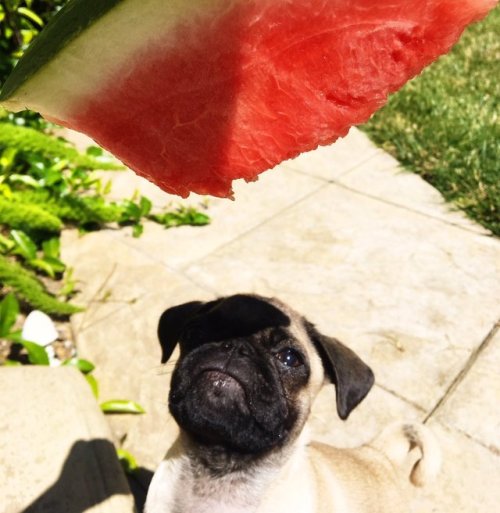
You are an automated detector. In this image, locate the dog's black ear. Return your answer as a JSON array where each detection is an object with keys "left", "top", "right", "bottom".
[
  {"left": 158, "top": 301, "right": 205, "bottom": 363},
  {"left": 306, "top": 322, "right": 374, "bottom": 420}
]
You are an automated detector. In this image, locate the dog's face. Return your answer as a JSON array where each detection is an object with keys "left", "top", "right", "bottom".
[{"left": 158, "top": 294, "right": 374, "bottom": 457}]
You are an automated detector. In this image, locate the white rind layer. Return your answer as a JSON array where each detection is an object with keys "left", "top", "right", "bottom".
[{"left": 1, "top": 0, "right": 232, "bottom": 117}]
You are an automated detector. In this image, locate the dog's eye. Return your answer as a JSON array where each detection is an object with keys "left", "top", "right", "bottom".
[{"left": 275, "top": 348, "right": 303, "bottom": 368}]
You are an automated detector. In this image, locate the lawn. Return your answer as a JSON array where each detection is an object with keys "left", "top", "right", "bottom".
[{"left": 362, "top": 7, "right": 499, "bottom": 236}]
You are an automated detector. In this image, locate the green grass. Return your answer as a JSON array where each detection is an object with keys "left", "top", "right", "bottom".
[{"left": 362, "top": 7, "right": 499, "bottom": 236}]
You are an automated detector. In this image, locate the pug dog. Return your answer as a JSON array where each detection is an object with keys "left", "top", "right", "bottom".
[{"left": 144, "top": 294, "right": 440, "bottom": 513}]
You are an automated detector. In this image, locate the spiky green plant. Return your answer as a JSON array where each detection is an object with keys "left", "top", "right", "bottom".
[
  {"left": 12, "top": 189, "right": 124, "bottom": 226},
  {"left": 0, "top": 122, "right": 120, "bottom": 170},
  {"left": 0, "top": 196, "right": 62, "bottom": 233},
  {"left": 0, "top": 254, "right": 81, "bottom": 315}
]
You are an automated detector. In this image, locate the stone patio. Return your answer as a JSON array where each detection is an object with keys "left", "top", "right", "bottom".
[{"left": 50, "top": 128, "right": 500, "bottom": 511}]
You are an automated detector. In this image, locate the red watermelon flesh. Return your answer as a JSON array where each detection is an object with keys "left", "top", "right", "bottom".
[{"left": 3, "top": 0, "right": 497, "bottom": 198}]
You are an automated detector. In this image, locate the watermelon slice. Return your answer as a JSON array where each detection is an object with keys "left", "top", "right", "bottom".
[{"left": 0, "top": 0, "right": 496, "bottom": 198}]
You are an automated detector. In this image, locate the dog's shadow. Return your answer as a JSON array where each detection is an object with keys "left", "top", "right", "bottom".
[
  {"left": 21, "top": 438, "right": 153, "bottom": 513},
  {"left": 127, "top": 465, "right": 154, "bottom": 512}
]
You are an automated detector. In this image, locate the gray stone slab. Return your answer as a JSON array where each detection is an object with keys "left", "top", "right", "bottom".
[
  {"left": 283, "top": 127, "right": 379, "bottom": 179},
  {"left": 117, "top": 358, "right": 181, "bottom": 471},
  {"left": 414, "top": 420, "right": 500, "bottom": 513},
  {"left": 309, "top": 383, "right": 424, "bottom": 449},
  {"left": 184, "top": 184, "right": 500, "bottom": 411},
  {"left": 109, "top": 164, "right": 324, "bottom": 270},
  {"left": 61, "top": 229, "right": 151, "bottom": 305},
  {"left": 96, "top": 169, "right": 173, "bottom": 208},
  {"left": 435, "top": 328, "right": 500, "bottom": 452},
  {"left": 338, "top": 150, "right": 490, "bottom": 234},
  {"left": 62, "top": 229, "right": 210, "bottom": 332},
  {"left": 0, "top": 367, "right": 134, "bottom": 513}
]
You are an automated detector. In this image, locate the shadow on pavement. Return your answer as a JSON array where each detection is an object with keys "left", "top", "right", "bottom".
[
  {"left": 21, "top": 439, "right": 132, "bottom": 513},
  {"left": 126, "top": 467, "right": 154, "bottom": 513}
]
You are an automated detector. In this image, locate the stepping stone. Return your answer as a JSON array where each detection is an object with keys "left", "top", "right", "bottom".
[{"left": 0, "top": 367, "right": 135, "bottom": 513}]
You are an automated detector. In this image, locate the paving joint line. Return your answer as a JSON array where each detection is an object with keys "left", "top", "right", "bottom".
[
  {"left": 105, "top": 176, "right": 328, "bottom": 284},
  {"left": 374, "top": 383, "right": 427, "bottom": 415},
  {"left": 174, "top": 265, "right": 221, "bottom": 296},
  {"left": 106, "top": 230, "right": 179, "bottom": 273},
  {"left": 103, "top": 230, "right": 216, "bottom": 294},
  {"left": 73, "top": 263, "right": 118, "bottom": 333},
  {"left": 423, "top": 318, "right": 500, "bottom": 423},
  {"left": 75, "top": 228, "right": 221, "bottom": 300},
  {"left": 284, "top": 143, "right": 381, "bottom": 182},
  {"left": 330, "top": 179, "right": 492, "bottom": 237},
  {"left": 334, "top": 150, "right": 384, "bottom": 180},
  {"left": 177, "top": 180, "right": 329, "bottom": 273},
  {"left": 445, "top": 423, "right": 500, "bottom": 457},
  {"left": 72, "top": 302, "right": 127, "bottom": 335}
]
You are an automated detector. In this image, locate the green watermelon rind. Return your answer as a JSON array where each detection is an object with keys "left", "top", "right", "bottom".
[{"left": 0, "top": 0, "right": 122, "bottom": 102}]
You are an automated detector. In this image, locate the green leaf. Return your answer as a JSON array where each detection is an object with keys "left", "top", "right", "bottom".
[
  {"left": 8, "top": 174, "right": 42, "bottom": 188},
  {"left": 29, "top": 258, "right": 56, "bottom": 278},
  {"left": 42, "top": 256, "right": 66, "bottom": 273},
  {"left": 150, "top": 206, "right": 211, "bottom": 229},
  {"left": 62, "top": 357, "right": 95, "bottom": 374},
  {"left": 189, "top": 212, "right": 211, "bottom": 226},
  {"left": 85, "top": 373, "right": 99, "bottom": 398},
  {"left": 3, "top": 359, "right": 22, "bottom": 366},
  {"left": 5, "top": 329, "right": 23, "bottom": 343},
  {"left": 58, "top": 267, "right": 77, "bottom": 298},
  {"left": 103, "top": 180, "right": 113, "bottom": 195},
  {"left": 85, "top": 146, "right": 103, "bottom": 157},
  {"left": 10, "top": 229, "right": 37, "bottom": 260},
  {"left": 17, "top": 339, "right": 50, "bottom": 365},
  {"left": 100, "top": 400, "right": 145, "bottom": 415},
  {"left": 42, "top": 237, "right": 61, "bottom": 259},
  {"left": 17, "top": 7, "right": 44, "bottom": 27},
  {"left": 121, "top": 200, "right": 141, "bottom": 221},
  {"left": 139, "top": 196, "right": 152, "bottom": 216},
  {"left": 0, "top": 234, "right": 15, "bottom": 253},
  {"left": 150, "top": 212, "right": 178, "bottom": 228},
  {"left": 20, "top": 28, "right": 36, "bottom": 46},
  {"left": 132, "top": 223, "right": 144, "bottom": 238},
  {"left": 0, "top": 293, "right": 19, "bottom": 337},
  {"left": 0, "top": 182, "right": 13, "bottom": 197},
  {"left": 117, "top": 448, "right": 138, "bottom": 474},
  {"left": 0, "top": 147, "right": 18, "bottom": 172},
  {"left": 40, "top": 167, "right": 63, "bottom": 187}
]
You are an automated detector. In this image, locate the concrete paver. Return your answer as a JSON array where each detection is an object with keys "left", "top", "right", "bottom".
[
  {"left": 416, "top": 420, "right": 500, "bottom": 513},
  {"left": 434, "top": 328, "right": 500, "bottom": 452},
  {"left": 284, "top": 127, "right": 380, "bottom": 179},
  {"left": 106, "top": 163, "right": 323, "bottom": 271},
  {"left": 58, "top": 128, "right": 500, "bottom": 511},
  {"left": 309, "top": 383, "right": 424, "bottom": 448},
  {"left": 337, "top": 149, "right": 490, "bottom": 234},
  {"left": 0, "top": 367, "right": 135, "bottom": 513}
]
